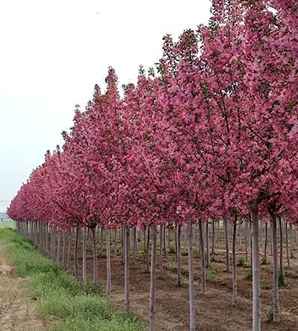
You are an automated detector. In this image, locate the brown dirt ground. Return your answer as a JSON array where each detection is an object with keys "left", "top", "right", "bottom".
[
  {"left": 0, "top": 253, "right": 48, "bottom": 331},
  {"left": 71, "top": 237, "right": 298, "bottom": 331}
]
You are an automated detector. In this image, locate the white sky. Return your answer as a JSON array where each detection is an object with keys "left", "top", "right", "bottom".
[{"left": 0, "top": 0, "right": 211, "bottom": 211}]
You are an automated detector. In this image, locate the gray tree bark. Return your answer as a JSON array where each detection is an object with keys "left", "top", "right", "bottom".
[
  {"left": 251, "top": 209, "right": 261, "bottom": 331},
  {"left": 149, "top": 225, "right": 157, "bottom": 331},
  {"left": 124, "top": 225, "right": 130, "bottom": 312},
  {"left": 188, "top": 222, "right": 196, "bottom": 331}
]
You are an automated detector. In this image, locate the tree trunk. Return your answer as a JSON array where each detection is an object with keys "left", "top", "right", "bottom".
[
  {"left": 163, "top": 225, "right": 167, "bottom": 257},
  {"left": 289, "top": 224, "right": 294, "bottom": 258},
  {"left": 205, "top": 221, "right": 209, "bottom": 267},
  {"left": 106, "top": 229, "right": 112, "bottom": 295},
  {"left": 57, "top": 232, "right": 61, "bottom": 265},
  {"left": 264, "top": 223, "right": 268, "bottom": 264},
  {"left": 143, "top": 227, "right": 146, "bottom": 264},
  {"left": 133, "top": 227, "right": 137, "bottom": 262},
  {"left": 245, "top": 221, "right": 249, "bottom": 262},
  {"left": 121, "top": 227, "right": 124, "bottom": 265},
  {"left": 74, "top": 227, "right": 80, "bottom": 278},
  {"left": 232, "top": 219, "right": 237, "bottom": 305},
  {"left": 45, "top": 223, "right": 48, "bottom": 255},
  {"left": 66, "top": 231, "right": 72, "bottom": 270},
  {"left": 48, "top": 228, "right": 52, "bottom": 258},
  {"left": 149, "top": 225, "right": 157, "bottom": 331},
  {"left": 211, "top": 220, "right": 215, "bottom": 260},
  {"left": 62, "top": 232, "right": 66, "bottom": 267},
  {"left": 250, "top": 220, "right": 253, "bottom": 267},
  {"left": 278, "top": 216, "right": 284, "bottom": 280},
  {"left": 198, "top": 221, "right": 206, "bottom": 293},
  {"left": 271, "top": 213, "right": 280, "bottom": 322},
  {"left": 238, "top": 220, "right": 242, "bottom": 249},
  {"left": 100, "top": 226, "right": 104, "bottom": 255},
  {"left": 188, "top": 222, "right": 196, "bottom": 331},
  {"left": 91, "top": 227, "right": 97, "bottom": 284},
  {"left": 251, "top": 209, "right": 261, "bottom": 331},
  {"left": 124, "top": 225, "right": 130, "bottom": 312},
  {"left": 82, "top": 227, "right": 87, "bottom": 284},
  {"left": 224, "top": 219, "right": 230, "bottom": 272},
  {"left": 146, "top": 226, "right": 150, "bottom": 273},
  {"left": 176, "top": 224, "right": 181, "bottom": 287},
  {"left": 285, "top": 222, "right": 290, "bottom": 268},
  {"left": 167, "top": 227, "right": 171, "bottom": 253}
]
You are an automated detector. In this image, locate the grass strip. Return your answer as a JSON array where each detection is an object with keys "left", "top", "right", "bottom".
[{"left": 0, "top": 228, "right": 144, "bottom": 331}]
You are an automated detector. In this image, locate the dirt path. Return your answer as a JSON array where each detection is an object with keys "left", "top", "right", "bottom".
[{"left": 0, "top": 253, "right": 47, "bottom": 331}]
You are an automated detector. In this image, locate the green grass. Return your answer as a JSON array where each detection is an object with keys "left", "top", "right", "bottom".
[
  {"left": 207, "top": 267, "right": 217, "bottom": 281},
  {"left": 0, "top": 219, "right": 15, "bottom": 229},
  {"left": 0, "top": 228, "right": 144, "bottom": 331}
]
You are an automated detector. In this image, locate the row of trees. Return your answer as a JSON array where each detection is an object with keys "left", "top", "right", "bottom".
[
  {"left": 8, "top": 0, "right": 297, "bottom": 330},
  {"left": 14, "top": 214, "right": 297, "bottom": 328}
]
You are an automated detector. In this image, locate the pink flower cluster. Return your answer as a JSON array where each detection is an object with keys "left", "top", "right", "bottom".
[{"left": 8, "top": 0, "right": 298, "bottom": 230}]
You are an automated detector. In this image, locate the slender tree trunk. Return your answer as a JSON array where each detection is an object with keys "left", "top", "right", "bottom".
[
  {"left": 40, "top": 223, "right": 44, "bottom": 253},
  {"left": 167, "top": 227, "right": 171, "bottom": 252},
  {"left": 82, "top": 227, "right": 87, "bottom": 284},
  {"left": 53, "top": 230, "right": 57, "bottom": 260},
  {"left": 48, "top": 228, "right": 51, "bottom": 258},
  {"left": 149, "top": 225, "right": 157, "bottom": 331},
  {"left": 66, "top": 231, "right": 72, "bottom": 270},
  {"left": 211, "top": 220, "right": 215, "bottom": 259},
  {"left": 91, "top": 227, "right": 97, "bottom": 284},
  {"left": 62, "top": 232, "right": 66, "bottom": 267},
  {"left": 232, "top": 219, "right": 237, "bottom": 305},
  {"left": 251, "top": 209, "right": 261, "bottom": 331},
  {"left": 124, "top": 225, "right": 130, "bottom": 312},
  {"left": 47, "top": 224, "right": 50, "bottom": 256},
  {"left": 176, "top": 224, "right": 181, "bottom": 287},
  {"left": 109, "top": 228, "right": 113, "bottom": 255},
  {"left": 36, "top": 222, "right": 39, "bottom": 247},
  {"left": 290, "top": 224, "right": 294, "bottom": 258},
  {"left": 264, "top": 223, "right": 268, "bottom": 264},
  {"left": 106, "top": 229, "right": 112, "bottom": 295},
  {"left": 271, "top": 213, "right": 280, "bottom": 322},
  {"left": 198, "top": 221, "right": 206, "bottom": 293},
  {"left": 278, "top": 216, "right": 284, "bottom": 279},
  {"left": 238, "top": 220, "right": 242, "bottom": 249},
  {"left": 57, "top": 232, "right": 61, "bottom": 265},
  {"left": 163, "top": 225, "right": 167, "bottom": 257},
  {"left": 100, "top": 226, "right": 104, "bottom": 255},
  {"left": 224, "top": 219, "right": 230, "bottom": 272},
  {"left": 35, "top": 221, "right": 38, "bottom": 246},
  {"left": 146, "top": 226, "right": 150, "bottom": 273},
  {"left": 245, "top": 221, "right": 249, "bottom": 262},
  {"left": 159, "top": 225, "right": 163, "bottom": 258},
  {"left": 39, "top": 223, "right": 42, "bottom": 252},
  {"left": 52, "top": 230, "right": 55, "bottom": 260},
  {"left": 250, "top": 221, "right": 253, "bottom": 267},
  {"left": 44, "top": 224, "right": 46, "bottom": 253},
  {"left": 121, "top": 227, "right": 124, "bottom": 265},
  {"left": 133, "top": 227, "right": 137, "bottom": 262},
  {"left": 74, "top": 227, "right": 80, "bottom": 278},
  {"left": 188, "top": 222, "right": 196, "bottom": 331},
  {"left": 205, "top": 221, "right": 209, "bottom": 267},
  {"left": 143, "top": 227, "right": 146, "bottom": 264},
  {"left": 285, "top": 222, "right": 290, "bottom": 268},
  {"left": 44, "top": 223, "right": 48, "bottom": 255}
]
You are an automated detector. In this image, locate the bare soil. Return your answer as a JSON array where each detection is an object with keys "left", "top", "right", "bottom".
[
  {"left": 73, "top": 238, "right": 298, "bottom": 331},
  {"left": 0, "top": 253, "right": 48, "bottom": 331}
]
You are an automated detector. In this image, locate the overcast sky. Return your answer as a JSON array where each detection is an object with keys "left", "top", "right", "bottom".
[{"left": 0, "top": 0, "right": 211, "bottom": 211}]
